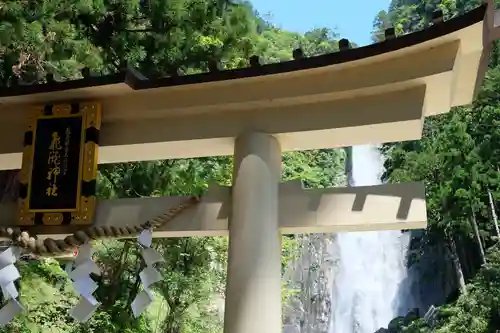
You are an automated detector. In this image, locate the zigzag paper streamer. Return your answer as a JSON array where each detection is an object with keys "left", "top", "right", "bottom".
[
  {"left": 131, "top": 230, "right": 164, "bottom": 317},
  {"left": 0, "top": 247, "right": 23, "bottom": 327},
  {"left": 68, "top": 243, "right": 101, "bottom": 323}
]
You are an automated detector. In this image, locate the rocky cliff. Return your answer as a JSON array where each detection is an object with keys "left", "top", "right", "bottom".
[{"left": 283, "top": 233, "right": 339, "bottom": 333}]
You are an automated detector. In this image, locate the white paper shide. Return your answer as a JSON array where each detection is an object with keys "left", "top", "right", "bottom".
[
  {"left": 0, "top": 247, "right": 23, "bottom": 327},
  {"left": 68, "top": 243, "right": 101, "bottom": 323},
  {"left": 131, "top": 229, "right": 164, "bottom": 317}
]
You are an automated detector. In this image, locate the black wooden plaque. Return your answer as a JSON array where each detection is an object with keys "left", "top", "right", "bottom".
[{"left": 28, "top": 115, "right": 84, "bottom": 212}]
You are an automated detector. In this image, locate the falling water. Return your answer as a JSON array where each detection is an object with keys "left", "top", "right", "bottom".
[{"left": 329, "top": 145, "right": 413, "bottom": 333}]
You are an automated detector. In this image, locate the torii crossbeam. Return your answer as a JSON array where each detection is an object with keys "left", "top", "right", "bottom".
[
  {"left": 0, "top": 3, "right": 497, "bottom": 333},
  {"left": 0, "top": 181, "right": 427, "bottom": 239}
]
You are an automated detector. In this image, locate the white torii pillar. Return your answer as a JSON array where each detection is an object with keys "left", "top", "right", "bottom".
[{"left": 224, "top": 132, "right": 282, "bottom": 333}]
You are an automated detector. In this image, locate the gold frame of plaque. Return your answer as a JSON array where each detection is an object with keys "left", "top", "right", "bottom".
[{"left": 17, "top": 102, "right": 101, "bottom": 226}]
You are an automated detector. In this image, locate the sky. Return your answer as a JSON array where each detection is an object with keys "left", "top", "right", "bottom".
[{"left": 249, "top": 0, "right": 391, "bottom": 46}]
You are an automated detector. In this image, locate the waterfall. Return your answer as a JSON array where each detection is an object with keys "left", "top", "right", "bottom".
[{"left": 329, "top": 145, "right": 414, "bottom": 333}]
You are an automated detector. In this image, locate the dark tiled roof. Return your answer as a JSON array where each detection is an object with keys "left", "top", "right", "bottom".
[{"left": 0, "top": 4, "right": 487, "bottom": 98}]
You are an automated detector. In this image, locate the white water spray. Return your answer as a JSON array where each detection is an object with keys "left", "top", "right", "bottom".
[{"left": 330, "top": 145, "right": 413, "bottom": 333}]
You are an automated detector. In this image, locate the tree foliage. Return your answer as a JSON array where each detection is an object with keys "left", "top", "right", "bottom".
[{"left": 379, "top": 0, "right": 500, "bottom": 332}]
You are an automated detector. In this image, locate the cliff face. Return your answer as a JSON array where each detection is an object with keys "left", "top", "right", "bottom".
[
  {"left": 371, "top": 229, "right": 458, "bottom": 333},
  {"left": 283, "top": 233, "right": 339, "bottom": 333},
  {"left": 282, "top": 150, "right": 347, "bottom": 333},
  {"left": 403, "top": 230, "right": 458, "bottom": 314}
]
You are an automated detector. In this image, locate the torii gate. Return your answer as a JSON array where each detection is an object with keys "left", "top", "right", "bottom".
[{"left": 0, "top": 3, "right": 498, "bottom": 332}]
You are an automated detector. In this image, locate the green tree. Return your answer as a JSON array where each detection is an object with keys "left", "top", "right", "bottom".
[
  {"left": 379, "top": 0, "right": 500, "bottom": 332},
  {"left": 0, "top": 0, "right": 103, "bottom": 85}
]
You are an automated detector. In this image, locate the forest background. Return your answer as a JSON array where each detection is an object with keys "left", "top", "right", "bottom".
[{"left": 1, "top": 0, "right": 500, "bottom": 332}]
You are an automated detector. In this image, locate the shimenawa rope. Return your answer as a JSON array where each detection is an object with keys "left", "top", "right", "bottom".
[{"left": 0, "top": 196, "right": 200, "bottom": 256}]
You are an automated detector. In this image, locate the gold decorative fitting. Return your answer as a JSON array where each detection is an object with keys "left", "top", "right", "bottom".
[
  {"left": 52, "top": 104, "right": 72, "bottom": 116},
  {"left": 81, "top": 102, "right": 102, "bottom": 129},
  {"left": 18, "top": 209, "right": 35, "bottom": 226},
  {"left": 83, "top": 142, "right": 98, "bottom": 182},
  {"left": 72, "top": 196, "right": 96, "bottom": 225},
  {"left": 42, "top": 213, "right": 64, "bottom": 226}
]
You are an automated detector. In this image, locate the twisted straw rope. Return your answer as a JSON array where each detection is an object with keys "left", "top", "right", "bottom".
[{"left": 0, "top": 196, "right": 200, "bottom": 257}]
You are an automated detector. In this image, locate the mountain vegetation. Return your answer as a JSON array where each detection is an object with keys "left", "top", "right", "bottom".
[
  {"left": 376, "top": 0, "right": 500, "bottom": 332},
  {"left": 1, "top": 0, "right": 500, "bottom": 332}
]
